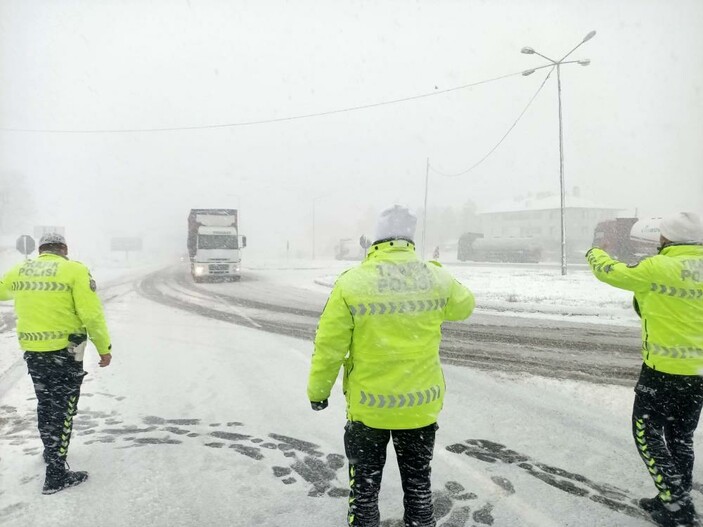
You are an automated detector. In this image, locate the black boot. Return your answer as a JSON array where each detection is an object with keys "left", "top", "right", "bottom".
[
  {"left": 648, "top": 496, "right": 700, "bottom": 527},
  {"left": 42, "top": 463, "right": 89, "bottom": 495},
  {"left": 640, "top": 495, "right": 663, "bottom": 513}
]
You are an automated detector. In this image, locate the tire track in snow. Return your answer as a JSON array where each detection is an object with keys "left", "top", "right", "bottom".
[
  {"left": 137, "top": 267, "right": 643, "bottom": 387},
  {"left": 136, "top": 269, "right": 314, "bottom": 341}
]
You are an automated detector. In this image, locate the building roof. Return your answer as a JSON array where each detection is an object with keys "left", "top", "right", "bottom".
[{"left": 479, "top": 193, "right": 622, "bottom": 214}]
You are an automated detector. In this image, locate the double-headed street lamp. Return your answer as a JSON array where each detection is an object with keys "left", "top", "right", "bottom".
[{"left": 522, "top": 30, "right": 596, "bottom": 276}]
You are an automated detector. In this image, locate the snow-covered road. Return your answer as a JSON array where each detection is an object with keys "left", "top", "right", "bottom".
[
  {"left": 0, "top": 263, "right": 698, "bottom": 526},
  {"left": 140, "top": 265, "right": 643, "bottom": 386}
]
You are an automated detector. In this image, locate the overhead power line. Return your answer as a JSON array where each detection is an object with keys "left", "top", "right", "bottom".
[
  {"left": 429, "top": 67, "right": 554, "bottom": 178},
  {"left": 1, "top": 69, "right": 528, "bottom": 134}
]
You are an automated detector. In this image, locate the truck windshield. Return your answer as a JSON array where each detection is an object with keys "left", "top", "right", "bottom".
[{"left": 198, "top": 235, "right": 238, "bottom": 250}]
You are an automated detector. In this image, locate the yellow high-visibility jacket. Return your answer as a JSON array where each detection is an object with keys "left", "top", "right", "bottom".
[
  {"left": 308, "top": 240, "right": 474, "bottom": 429},
  {"left": 0, "top": 253, "right": 111, "bottom": 355},
  {"left": 587, "top": 244, "right": 703, "bottom": 375}
]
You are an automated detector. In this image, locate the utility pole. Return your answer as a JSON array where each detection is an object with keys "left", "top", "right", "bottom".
[{"left": 421, "top": 157, "right": 429, "bottom": 258}]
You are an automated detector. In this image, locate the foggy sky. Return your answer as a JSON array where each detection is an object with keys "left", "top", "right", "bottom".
[{"left": 1, "top": 0, "right": 702, "bottom": 259}]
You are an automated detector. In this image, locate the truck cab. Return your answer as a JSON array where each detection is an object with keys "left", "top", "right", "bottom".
[{"left": 188, "top": 209, "right": 246, "bottom": 282}]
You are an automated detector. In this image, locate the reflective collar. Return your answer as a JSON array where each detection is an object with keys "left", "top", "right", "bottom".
[
  {"left": 38, "top": 252, "right": 68, "bottom": 261},
  {"left": 658, "top": 243, "right": 703, "bottom": 256},
  {"left": 366, "top": 239, "right": 415, "bottom": 258}
]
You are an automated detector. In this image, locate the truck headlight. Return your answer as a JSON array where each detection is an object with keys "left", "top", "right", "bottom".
[{"left": 194, "top": 265, "right": 206, "bottom": 276}]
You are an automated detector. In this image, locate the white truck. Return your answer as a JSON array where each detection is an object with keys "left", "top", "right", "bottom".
[{"left": 187, "top": 209, "right": 246, "bottom": 282}]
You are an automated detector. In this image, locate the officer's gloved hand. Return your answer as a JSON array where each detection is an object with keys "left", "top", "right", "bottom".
[{"left": 310, "top": 400, "right": 328, "bottom": 411}]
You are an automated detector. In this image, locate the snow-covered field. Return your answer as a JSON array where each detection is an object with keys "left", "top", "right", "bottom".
[
  {"left": 0, "top": 258, "right": 692, "bottom": 527},
  {"left": 306, "top": 258, "right": 640, "bottom": 326}
]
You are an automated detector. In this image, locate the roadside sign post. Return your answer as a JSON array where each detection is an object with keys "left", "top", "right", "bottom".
[
  {"left": 110, "top": 237, "right": 143, "bottom": 261},
  {"left": 16, "top": 234, "right": 36, "bottom": 259}
]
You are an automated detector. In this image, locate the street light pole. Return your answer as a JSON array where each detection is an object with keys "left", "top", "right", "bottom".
[
  {"left": 556, "top": 63, "right": 566, "bottom": 276},
  {"left": 522, "top": 30, "right": 595, "bottom": 276},
  {"left": 421, "top": 157, "right": 429, "bottom": 258}
]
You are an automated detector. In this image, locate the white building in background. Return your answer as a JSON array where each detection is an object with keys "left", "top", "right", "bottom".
[{"left": 477, "top": 189, "right": 621, "bottom": 259}]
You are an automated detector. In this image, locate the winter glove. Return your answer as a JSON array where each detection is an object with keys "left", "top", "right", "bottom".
[{"left": 310, "top": 399, "right": 328, "bottom": 411}]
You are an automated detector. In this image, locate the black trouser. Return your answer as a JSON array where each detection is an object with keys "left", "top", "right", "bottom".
[
  {"left": 344, "top": 421, "right": 438, "bottom": 527},
  {"left": 24, "top": 350, "right": 86, "bottom": 467},
  {"left": 632, "top": 363, "right": 703, "bottom": 502}
]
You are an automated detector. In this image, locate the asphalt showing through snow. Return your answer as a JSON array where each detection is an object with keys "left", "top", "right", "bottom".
[{"left": 137, "top": 267, "right": 643, "bottom": 386}]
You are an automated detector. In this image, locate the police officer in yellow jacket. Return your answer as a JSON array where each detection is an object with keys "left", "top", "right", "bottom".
[
  {"left": 308, "top": 205, "right": 475, "bottom": 527},
  {"left": 587, "top": 212, "right": 703, "bottom": 527},
  {"left": 0, "top": 233, "right": 112, "bottom": 495}
]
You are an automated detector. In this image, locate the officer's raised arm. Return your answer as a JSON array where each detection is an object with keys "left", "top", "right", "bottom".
[
  {"left": 445, "top": 276, "right": 475, "bottom": 321},
  {"left": 586, "top": 246, "right": 654, "bottom": 292}
]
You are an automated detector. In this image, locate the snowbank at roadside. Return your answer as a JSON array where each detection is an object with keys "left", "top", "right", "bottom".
[{"left": 312, "top": 262, "right": 638, "bottom": 326}]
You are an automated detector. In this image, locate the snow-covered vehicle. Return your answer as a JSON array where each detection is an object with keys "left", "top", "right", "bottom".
[
  {"left": 187, "top": 209, "right": 246, "bottom": 282},
  {"left": 334, "top": 238, "right": 366, "bottom": 261},
  {"left": 592, "top": 217, "right": 660, "bottom": 264},
  {"left": 457, "top": 233, "right": 542, "bottom": 263}
]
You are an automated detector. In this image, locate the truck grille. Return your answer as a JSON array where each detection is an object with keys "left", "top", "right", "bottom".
[{"left": 209, "top": 264, "right": 229, "bottom": 273}]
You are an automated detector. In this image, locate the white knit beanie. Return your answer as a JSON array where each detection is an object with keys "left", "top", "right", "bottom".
[
  {"left": 374, "top": 205, "right": 417, "bottom": 243},
  {"left": 659, "top": 212, "right": 703, "bottom": 243},
  {"left": 39, "top": 233, "right": 67, "bottom": 247}
]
